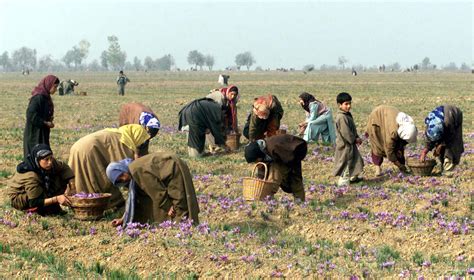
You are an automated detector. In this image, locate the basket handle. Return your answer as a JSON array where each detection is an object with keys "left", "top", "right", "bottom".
[{"left": 251, "top": 162, "right": 268, "bottom": 180}]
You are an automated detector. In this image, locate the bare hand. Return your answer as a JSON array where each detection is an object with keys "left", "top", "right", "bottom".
[
  {"left": 168, "top": 206, "right": 176, "bottom": 218},
  {"left": 111, "top": 218, "right": 124, "bottom": 227},
  {"left": 45, "top": 121, "right": 55, "bottom": 128},
  {"left": 419, "top": 149, "right": 428, "bottom": 162},
  {"left": 56, "top": 195, "right": 71, "bottom": 206},
  {"left": 355, "top": 138, "right": 363, "bottom": 146}
]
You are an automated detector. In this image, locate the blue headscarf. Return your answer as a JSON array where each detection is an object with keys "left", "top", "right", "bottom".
[
  {"left": 425, "top": 106, "right": 444, "bottom": 142},
  {"left": 106, "top": 158, "right": 136, "bottom": 224}
]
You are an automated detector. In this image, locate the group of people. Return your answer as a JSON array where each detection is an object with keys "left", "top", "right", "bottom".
[{"left": 7, "top": 74, "right": 465, "bottom": 228}]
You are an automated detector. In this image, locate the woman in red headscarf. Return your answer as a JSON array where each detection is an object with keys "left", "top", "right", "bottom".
[{"left": 23, "top": 75, "right": 60, "bottom": 159}]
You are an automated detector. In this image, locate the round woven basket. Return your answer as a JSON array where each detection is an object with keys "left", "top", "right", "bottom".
[
  {"left": 242, "top": 163, "right": 278, "bottom": 201},
  {"left": 225, "top": 133, "right": 241, "bottom": 151},
  {"left": 69, "top": 193, "right": 111, "bottom": 220},
  {"left": 407, "top": 158, "right": 436, "bottom": 176}
]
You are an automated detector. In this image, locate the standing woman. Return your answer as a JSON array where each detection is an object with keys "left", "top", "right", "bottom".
[
  {"left": 419, "top": 105, "right": 464, "bottom": 172},
  {"left": 298, "top": 92, "right": 336, "bottom": 144},
  {"left": 23, "top": 75, "right": 60, "bottom": 159}
]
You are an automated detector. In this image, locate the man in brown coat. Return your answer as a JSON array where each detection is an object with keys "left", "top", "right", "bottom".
[{"left": 244, "top": 134, "right": 307, "bottom": 201}]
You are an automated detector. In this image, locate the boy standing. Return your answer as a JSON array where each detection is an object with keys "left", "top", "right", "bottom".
[
  {"left": 333, "top": 92, "right": 364, "bottom": 186},
  {"left": 117, "top": 70, "right": 130, "bottom": 96}
]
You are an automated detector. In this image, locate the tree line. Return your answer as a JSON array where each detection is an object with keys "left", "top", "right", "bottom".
[
  {"left": 0, "top": 35, "right": 470, "bottom": 72},
  {"left": 0, "top": 35, "right": 256, "bottom": 72}
]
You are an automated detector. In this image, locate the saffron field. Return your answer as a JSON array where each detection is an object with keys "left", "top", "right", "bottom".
[{"left": 0, "top": 71, "right": 472, "bottom": 278}]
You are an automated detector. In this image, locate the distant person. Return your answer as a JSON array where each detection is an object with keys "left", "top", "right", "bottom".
[
  {"left": 218, "top": 74, "right": 230, "bottom": 86},
  {"left": 106, "top": 152, "right": 200, "bottom": 226},
  {"left": 178, "top": 98, "right": 228, "bottom": 157},
  {"left": 244, "top": 134, "right": 307, "bottom": 201},
  {"left": 352, "top": 69, "right": 357, "bottom": 76},
  {"left": 419, "top": 105, "right": 464, "bottom": 173},
  {"left": 243, "top": 94, "right": 284, "bottom": 141},
  {"left": 58, "top": 79, "right": 79, "bottom": 95},
  {"left": 366, "top": 105, "right": 417, "bottom": 176},
  {"left": 297, "top": 92, "right": 336, "bottom": 144},
  {"left": 23, "top": 75, "right": 59, "bottom": 159},
  {"left": 8, "top": 144, "right": 73, "bottom": 215},
  {"left": 116, "top": 70, "right": 130, "bottom": 96},
  {"left": 333, "top": 92, "right": 364, "bottom": 186}
]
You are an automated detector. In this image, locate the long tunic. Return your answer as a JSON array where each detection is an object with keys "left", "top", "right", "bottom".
[
  {"left": 68, "top": 130, "right": 138, "bottom": 208},
  {"left": 264, "top": 135, "right": 307, "bottom": 200},
  {"left": 303, "top": 101, "right": 336, "bottom": 144},
  {"left": 333, "top": 110, "right": 364, "bottom": 176},
  {"left": 366, "top": 105, "right": 403, "bottom": 162},
  {"left": 206, "top": 90, "right": 238, "bottom": 132},
  {"left": 246, "top": 95, "right": 284, "bottom": 141},
  {"left": 128, "top": 152, "right": 200, "bottom": 225},
  {"left": 23, "top": 95, "right": 53, "bottom": 159},
  {"left": 119, "top": 102, "right": 156, "bottom": 126},
  {"left": 425, "top": 105, "right": 464, "bottom": 164},
  {"left": 7, "top": 159, "right": 74, "bottom": 213},
  {"left": 178, "top": 98, "right": 225, "bottom": 153}
]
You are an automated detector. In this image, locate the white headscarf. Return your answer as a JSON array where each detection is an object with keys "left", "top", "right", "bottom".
[{"left": 396, "top": 112, "right": 417, "bottom": 143}]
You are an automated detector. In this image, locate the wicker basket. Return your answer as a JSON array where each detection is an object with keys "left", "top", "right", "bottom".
[
  {"left": 226, "top": 133, "right": 241, "bottom": 151},
  {"left": 69, "top": 193, "right": 111, "bottom": 220},
  {"left": 407, "top": 158, "right": 436, "bottom": 176},
  {"left": 242, "top": 163, "right": 278, "bottom": 201}
]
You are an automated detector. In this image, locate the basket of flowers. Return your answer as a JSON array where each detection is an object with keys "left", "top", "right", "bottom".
[
  {"left": 406, "top": 158, "right": 436, "bottom": 176},
  {"left": 242, "top": 162, "right": 278, "bottom": 201},
  {"left": 68, "top": 192, "right": 111, "bottom": 220}
]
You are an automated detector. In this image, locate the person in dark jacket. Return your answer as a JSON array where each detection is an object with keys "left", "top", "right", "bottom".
[
  {"left": 419, "top": 105, "right": 464, "bottom": 172},
  {"left": 244, "top": 134, "right": 307, "bottom": 201},
  {"left": 23, "top": 75, "right": 59, "bottom": 159},
  {"left": 243, "top": 94, "right": 284, "bottom": 141},
  {"left": 7, "top": 144, "right": 73, "bottom": 215},
  {"left": 178, "top": 98, "right": 229, "bottom": 157}
]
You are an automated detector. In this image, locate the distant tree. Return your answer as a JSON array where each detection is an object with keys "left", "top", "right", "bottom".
[
  {"left": 106, "top": 35, "right": 127, "bottom": 70},
  {"left": 78, "top": 39, "right": 90, "bottom": 62},
  {"left": 0, "top": 51, "right": 11, "bottom": 71},
  {"left": 204, "top": 54, "right": 215, "bottom": 71},
  {"left": 255, "top": 66, "right": 263, "bottom": 71},
  {"left": 443, "top": 62, "right": 457, "bottom": 71},
  {"left": 38, "top": 55, "right": 54, "bottom": 71},
  {"left": 144, "top": 56, "right": 154, "bottom": 70},
  {"left": 100, "top": 51, "right": 108, "bottom": 70},
  {"left": 421, "top": 57, "right": 431, "bottom": 70},
  {"left": 460, "top": 62, "right": 470, "bottom": 71},
  {"left": 187, "top": 50, "right": 205, "bottom": 70},
  {"left": 388, "top": 62, "right": 401, "bottom": 71},
  {"left": 338, "top": 56, "right": 348, "bottom": 70},
  {"left": 12, "top": 47, "right": 37, "bottom": 70},
  {"left": 320, "top": 64, "right": 338, "bottom": 71},
  {"left": 235, "top": 51, "right": 255, "bottom": 70},
  {"left": 62, "top": 48, "right": 81, "bottom": 69},
  {"left": 303, "top": 64, "right": 315, "bottom": 72},
  {"left": 88, "top": 59, "right": 102, "bottom": 71},
  {"left": 156, "top": 54, "right": 174, "bottom": 71},
  {"left": 133, "top": 56, "right": 142, "bottom": 71}
]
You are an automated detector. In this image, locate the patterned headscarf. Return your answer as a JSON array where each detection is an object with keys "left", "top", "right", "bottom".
[
  {"left": 396, "top": 112, "right": 417, "bottom": 143},
  {"left": 424, "top": 106, "right": 444, "bottom": 142},
  {"left": 139, "top": 112, "right": 161, "bottom": 129}
]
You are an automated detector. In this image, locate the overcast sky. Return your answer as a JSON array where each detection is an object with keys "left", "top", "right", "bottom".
[{"left": 0, "top": 0, "right": 472, "bottom": 69}]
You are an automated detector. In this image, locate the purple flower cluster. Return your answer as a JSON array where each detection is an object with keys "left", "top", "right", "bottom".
[
  {"left": 241, "top": 254, "right": 257, "bottom": 263},
  {"left": 381, "top": 260, "right": 395, "bottom": 268},
  {"left": 196, "top": 222, "right": 210, "bottom": 235},
  {"left": 117, "top": 222, "right": 151, "bottom": 238},
  {"left": 0, "top": 217, "right": 17, "bottom": 228},
  {"left": 72, "top": 192, "right": 102, "bottom": 198},
  {"left": 176, "top": 219, "right": 193, "bottom": 239}
]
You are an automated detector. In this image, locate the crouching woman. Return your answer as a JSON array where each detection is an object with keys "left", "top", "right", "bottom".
[
  {"left": 244, "top": 134, "right": 308, "bottom": 201},
  {"left": 106, "top": 152, "right": 200, "bottom": 226},
  {"left": 8, "top": 144, "right": 73, "bottom": 215}
]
